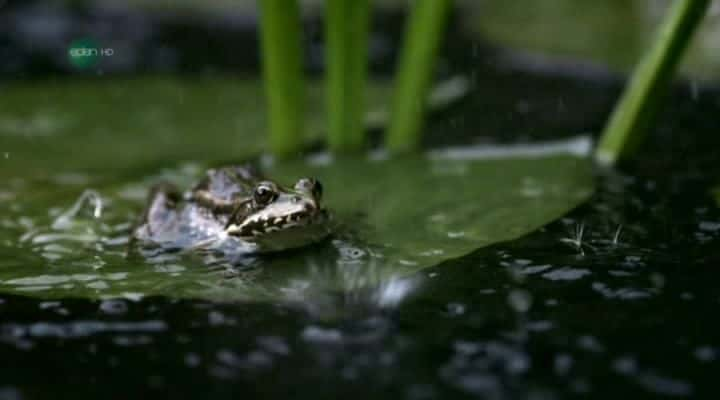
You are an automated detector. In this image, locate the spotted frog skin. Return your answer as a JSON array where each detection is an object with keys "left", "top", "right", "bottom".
[{"left": 133, "top": 165, "right": 330, "bottom": 253}]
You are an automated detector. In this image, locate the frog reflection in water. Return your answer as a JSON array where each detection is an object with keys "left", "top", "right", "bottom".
[{"left": 133, "top": 165, "right": 331, "bottom": 253}]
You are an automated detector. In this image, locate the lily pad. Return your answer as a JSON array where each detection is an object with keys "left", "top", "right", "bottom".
[
  {"left": 0, "top": 77, "right": 592, "bottom": 303},
  {"left": 0, "top": 138, "right": 593, "bottom": 302}
]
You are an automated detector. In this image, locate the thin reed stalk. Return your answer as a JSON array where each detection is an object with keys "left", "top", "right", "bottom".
[
  {"left": 259, "top": 0, "right": 305, "bottom": 158},
  {"left": 596, "top": 0, "right": 710, "bottom": 166},
  {"left": 386, "top": 0, "right": 451, "bottom": 153}
]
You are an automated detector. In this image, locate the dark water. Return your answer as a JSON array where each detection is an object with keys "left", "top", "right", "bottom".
[
  {"left": 2, "top": 3, "right": 720, "bottom": 399},
  {"left": 2, "top": 158, "right": 719, "bottom": 399}
]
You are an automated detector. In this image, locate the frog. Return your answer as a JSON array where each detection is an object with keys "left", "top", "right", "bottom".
[{"left": 132, "top": 165, "right": 330, "bottom": 254}]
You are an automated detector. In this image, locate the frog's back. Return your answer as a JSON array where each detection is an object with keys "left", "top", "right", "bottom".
[
  {"left": 134, "top": 165, "right": 260, "bottom": 248},
  {"left": 196, "top": 166, "right": 257, "bottom": 197}
]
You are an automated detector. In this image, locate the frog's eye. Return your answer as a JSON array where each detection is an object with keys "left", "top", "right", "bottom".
[
  {"left": 253, "top": 182, "right": 277, "bottom": 205},
  {"left": 295, "top": 178, "right": 322, "bottom": 200}
]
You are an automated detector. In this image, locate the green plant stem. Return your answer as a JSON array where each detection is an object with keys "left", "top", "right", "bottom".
[
  {"left": 595, "top": 0, "right": 710, "bottom": 166},
  {"left": 259, "top": 0, "right": 305, "bottom": 158},
  {"left": 326, "top": 0, "right": 370, "bottom": 153},
  {"left": 386, "top": 0, "right": 451, "bottom": 153}
]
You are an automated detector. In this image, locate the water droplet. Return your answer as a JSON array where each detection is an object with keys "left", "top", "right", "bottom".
[
  {"left": 612, "top": 356, "right": 637, "bottom": 375},
  {"left": 3, "top": 152, "right": 8, "bottom": 159},
  {"left": 184, "top": 353, "right": 201, "bottom": 367},
  {"left": 446, "top": 302, "right": 466, "bottom": 316},
  {"left": 507, "top": 289, "right": 532, "bottom": 312},
  {"left": 554, "top": 354, "right": 573, "bottom": 375},
  {"left": 302, "top": 326, "right": 342, "bottom": 343},
  {"left": 99, "top": 299, "right": 128, "bottom": 315},
  {"left": 699, "top": 221, "right": 720, "bottom": 232},
  {"left": 694, "top": 346, "right": 716, "bottom": 362},
  {"left": 256, "top": 336, "right": 290, "bottom": 356}
]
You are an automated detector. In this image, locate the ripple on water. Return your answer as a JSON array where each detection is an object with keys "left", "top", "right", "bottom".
[
  {"left": 302, "top": 326, "right": 343, "bottom": 344},
  {"left": 440, "top": 340, "right": 531, "bottom": 397},
  {"left": 542, "top": 267, "right": 591, "bottom": 281},
  {"left": 99, "top": 299, "right": 128, "bottom": 315},
  {"left": 0, "top": 387, "right": 22, "bottom": 400},
  {"left": 2, "top": 320, "right": 167, "bottom": 339},
  {"left": 591, "top": 282, "right": 654, "bottom": 300}
]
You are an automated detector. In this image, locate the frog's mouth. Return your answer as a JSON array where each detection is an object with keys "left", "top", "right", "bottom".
[{"left": 225, "top": 200, "right": 330, "bottom": 250}]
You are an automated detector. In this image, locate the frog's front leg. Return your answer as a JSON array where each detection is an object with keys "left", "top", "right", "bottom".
[{"left": 133, "top": 182, "right": 182, "bottom": 240}]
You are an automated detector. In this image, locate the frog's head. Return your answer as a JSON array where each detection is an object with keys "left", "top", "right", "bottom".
[{"left": 225, "top": 178, "right": 330, "bottom": 251}]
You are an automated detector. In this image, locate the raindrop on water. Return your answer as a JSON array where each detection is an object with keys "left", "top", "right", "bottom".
[
  {"left": 507, "top": 289, "right": 532, "bottom": 313},
  {"left": 99, "top": 299, "right": 128, "bottom": 315},
  {"left": 446, "top": 302, "right": 466, "bottom": 316}
]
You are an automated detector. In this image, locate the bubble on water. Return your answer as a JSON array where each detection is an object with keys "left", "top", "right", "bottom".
[
  {"left": 208, "top": 311, "right": 236, "bottom": 326},
  {"left": 99, "top": 299, "right": 128, "bottom": 315},
  {"left": 440, "top": 302, "right": 463, "bottom": 316},
  {"left": 527, "top": 320, "right": 553, "bottom": 332},
  {"left": 507, "top": 289, "right": 532, "bottom": 313},
  {"left": 38, "top": 301, "right": 61, "bottom": 310},
  {"left": 520, "top": 264, "right": 552, "bottom": 275},
  {"left": 184, "top": 353, "right": 201, "bottom": 368},
  {"left": 554, "top": 353, "right": 573, "bottom": 376},
  {"left": 592, "top": 282, "right": 653, "bottom": 300},
  {"left": 612, "top": 356, "right": 637, "bottom": 375},
  {"left": 608, "top": 270, "right": 634, "bottom": 277},
  {"left": 542, "top": 267, "right": 590, "bottom": 281},
  {"left": 637, "top": 373, "right": 693, "bottom": 397},
  {"left": 621, "top": 255, "right": 645, "bottom": 268},
  {"left": 694, "top": 346, "right": 716, "bottom": 362},
  {"left": 113, "top": 335, "right": 153, "bottom": 347},
  {"left": 699, "top": 221, "right": 720, "bottom": 232},
  {"left": 302, "top": 326, "right": 342, "bottom": 343},
  {"left": 577, "top": 335, "right": 604, "bottom": 353},
  {"left": 256, "top": 336, "right": 290, "bottom": 356},
  {"left": 680, "top": 292, "right": 694, "bottom": 301}
]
